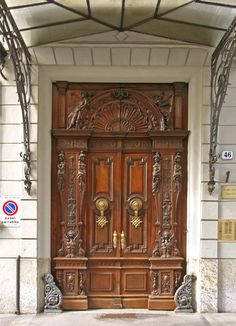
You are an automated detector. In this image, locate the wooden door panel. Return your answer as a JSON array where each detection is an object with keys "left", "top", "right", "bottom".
[
  {"left": 88, "top": 270, "right": 119, "bottom": 294},
  {"left": 124, "top": 155, "right": 148, "bottom": 201},
  {"left": 88, "top": 153, "right": 118, "bottom": 256},
  {"left": 122, "top": 270, "right": 149, "bottom": 293},
  {"left": 92, "top": 156, "right": 114, "bottom": 201},
  {"left": 122, "top": 153, "right": 151, "bottom": 256}
]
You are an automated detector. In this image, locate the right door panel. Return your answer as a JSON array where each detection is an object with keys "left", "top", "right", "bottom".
[{"left": 121, "top": 153, "right": 152, "bottom": 256}]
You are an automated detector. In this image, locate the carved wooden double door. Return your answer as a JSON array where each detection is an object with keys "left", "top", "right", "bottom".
[{"left": 52, "top": 83, "right": 188, "bottom": 310}]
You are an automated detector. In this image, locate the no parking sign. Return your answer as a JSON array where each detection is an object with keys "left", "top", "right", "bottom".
[{"left": 0, "top": 197, "right": 21, "bottom": 227}]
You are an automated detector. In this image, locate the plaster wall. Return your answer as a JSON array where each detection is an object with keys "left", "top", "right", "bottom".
[
  {"left": 200, "top": 67, "right": 236, "bottom": 312},
  {"left": 0, "top": 61, "right": 39, "bottom": 313}
]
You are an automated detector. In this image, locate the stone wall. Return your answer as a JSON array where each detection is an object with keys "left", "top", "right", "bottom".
[
  {"left": 200, "top": 67, "right": 236, "bottom": 312},
  {"left": 0, "top": 60, "right": 39, "bottom": 313}
]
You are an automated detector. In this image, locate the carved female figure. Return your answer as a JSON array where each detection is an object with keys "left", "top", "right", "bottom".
[
  {"left": 65, "top": 230, "right": 78, "bottom": 257},
  {"left": 67, "top": 95, "right": 87, "bottom": 129}
]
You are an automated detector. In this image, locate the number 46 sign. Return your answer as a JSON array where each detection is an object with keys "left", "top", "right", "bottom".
[{"left": 221, "top": 151, "right": 234, "bottom": 160}]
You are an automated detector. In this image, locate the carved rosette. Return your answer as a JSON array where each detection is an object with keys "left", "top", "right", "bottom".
[
  {"left": 43, "top": 273, "right": 62, "bottom": 312},
  {"left": 174, "top": 274, "right": 195, "bottom": 313},
  {"left": 57, "top": 151, "right": 66, "bottom": 192}
]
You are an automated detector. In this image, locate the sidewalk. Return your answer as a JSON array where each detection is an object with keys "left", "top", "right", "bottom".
[{"left": 0, "top": 310, "right": 236, "bottom": 326}]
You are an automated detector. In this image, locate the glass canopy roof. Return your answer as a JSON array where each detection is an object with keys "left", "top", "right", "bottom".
[{"left": 5, "top": 0, "right": 236, "bottom": 47}]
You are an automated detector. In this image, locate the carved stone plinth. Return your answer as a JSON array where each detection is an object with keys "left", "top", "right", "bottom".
[
  {"left": 43, "top": 273, "right": 62, "bottom": 313},
  {"left": 174, "top": 274, "right": 195, "bottom": 313}
]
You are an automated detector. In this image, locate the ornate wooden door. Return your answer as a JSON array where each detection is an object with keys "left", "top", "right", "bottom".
[
  {"left": 86, "top": 149, "right": 152, "bottom": 308},
  {"left": 51, "top": 83, "right": 188, "bottom": 310}
]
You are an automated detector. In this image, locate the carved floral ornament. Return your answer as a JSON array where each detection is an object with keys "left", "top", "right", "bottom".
[
  {"left": 152, "top": 153, "right": 181, "bottom": 259},
  {"left": 57, "top": 151, "right": 86, "bottom": 258},
  {"left": 67, "top": 89, "right": 174, "bottom": 132}
]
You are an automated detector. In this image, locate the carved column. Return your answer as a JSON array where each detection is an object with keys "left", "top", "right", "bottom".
[
  {"left": 152, "top": 152, "right": 162, "bottom": 257},
  {"left": 77, "top": 151, "right": 86, "bottom": 257},
  {"left": 160, "top": 157, "right": 173, "bottom": 258},
  {"left": 173, "top": 152, "right": 182, "bottom": 256},
  {"left": 57, "top": 151, "right": 86, "bottom": 258},
  {"left": 57, "top": 151, "right": 66, "bottom": 257},
  {"left": 54, "top": 149, "right": 88, "bottom": 310}
]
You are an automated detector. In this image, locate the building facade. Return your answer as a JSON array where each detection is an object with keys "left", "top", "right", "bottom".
[{"left": 0, "top": 16, "right": 236, "bottom": 313}]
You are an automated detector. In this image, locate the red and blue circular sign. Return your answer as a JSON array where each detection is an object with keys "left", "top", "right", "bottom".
[{"left": 2, "top": 200, "right": 18, "bottom": 216}]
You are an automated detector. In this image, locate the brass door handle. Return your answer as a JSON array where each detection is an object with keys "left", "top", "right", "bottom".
[
  {"left": 129, "top": 198, "right": 143, "bottom": 228},
  {"left": 95, "top": 198, "right": 109, "bottom": 228},
  {"left": 113, "top": 230, "right": 117, "bottom": 249},
  {"left": 120, "top": 230, "right": 126, "bottom": 250}
]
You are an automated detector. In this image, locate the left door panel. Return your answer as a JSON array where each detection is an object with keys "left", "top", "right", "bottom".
[{"left": 87, "top": 152, "right": 120, "bottom": 257}]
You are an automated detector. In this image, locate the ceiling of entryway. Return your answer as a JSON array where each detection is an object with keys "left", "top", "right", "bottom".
[{"left": 5, "top": 0, "right": 236, "bottom": 47}]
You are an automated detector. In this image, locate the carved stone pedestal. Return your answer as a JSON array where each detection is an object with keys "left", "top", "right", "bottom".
[
  {"left": 148, "top": 257, "right": 184, "bottom": 310},
  {"left": 54, "top": 257, "right": 88, "bottom": 310}
]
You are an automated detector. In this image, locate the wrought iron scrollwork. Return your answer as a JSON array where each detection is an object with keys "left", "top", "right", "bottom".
[
  {"left": 0, "top": 0, "right": 32, "bottom": 194},
  {"left": 174, "top": 274, "right": 195, "bottom": 313},
  {"left": 43, "top": 273, "right": 62, "bottom": 312},
  {"left": 209, "top": 17, "right": 236, "bottom": 194}
]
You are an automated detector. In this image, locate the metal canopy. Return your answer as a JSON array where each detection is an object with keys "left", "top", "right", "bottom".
[{"left": 4, "top": 0, "right": 236, "bottom": 47}]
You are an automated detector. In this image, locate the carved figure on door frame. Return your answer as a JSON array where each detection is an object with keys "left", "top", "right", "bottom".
[
  {"left": 67, "top": 95, "right": 87, "bottom": 129},
  {"left": 78, "top": 151, "right": 87, "bottom": 193},
  {"left": 153, "top": 91, "right": 173, "bottom": 130},
  {"left": 65, "top": 229, "right": 78, "bottom": 257},
  {"left": 152, "top": 152, "right": 161, "bottom": 194},
  {"left": 173, "top": 152, "right": 182, "bottom": 192},
  {"left": 57, "top": 151, "right": 65, "bottom": 192}
]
